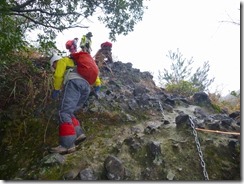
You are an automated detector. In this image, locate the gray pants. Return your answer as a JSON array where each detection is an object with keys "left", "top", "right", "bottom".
[
  {"left": 59, "top": 78, "right": 90, "bottom": 123},
  {"left": 58, "top": 78, "right": 90, "bottom": 148}
]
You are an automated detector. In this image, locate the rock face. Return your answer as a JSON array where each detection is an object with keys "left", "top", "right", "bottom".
[{"left": 0, "top": 60, "right": 240, "bottom": 181}]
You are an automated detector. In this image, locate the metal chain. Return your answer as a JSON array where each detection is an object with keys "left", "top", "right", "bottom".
[
  {"left": 189, "top": 116, "right": 209, "bottom": 180},
  {"left": 158, "top": 100, "right": 165, "bottom": 121},
  {"left": 157, "top": 100, "right": 208, "bottom": 180}
]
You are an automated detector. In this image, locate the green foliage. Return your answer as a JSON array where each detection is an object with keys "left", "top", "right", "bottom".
[
  {"left": 0, "top": 54, "right": 52, "bottom": 111},
  {"left": 230, "top": 90, "right": 239, "bottom": 97},
  {"left": 190, "top": 61, "right": 215, "bottom": 92},
  {"left": 98, "top": 0, "right": 146, "bottom": 40},
  {"left": 36, "top": 32, "right": 59, "bottom": 55},
  {"left": 165, "top": 80, "right": 199, "bottom": 97},
  {"left": 0, "top": 0, "right": 148, "bottom": 56},
  {"left": 0, "top": 15, "right": 27, "bottom": 58},
  {"left": 160, "top": 48, "right": 194, "bottom": 84},
  {"left": 158, "top": 48, "right": 215, "bottom": 95},
  {"left": 210, "top": 103, "right": 222, "bottom": 113},
  {"left": 208, "top": 92, "right": 240, "bottom": 112}
]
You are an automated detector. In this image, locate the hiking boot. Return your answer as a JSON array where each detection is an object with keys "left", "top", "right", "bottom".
[
  {"left": 49, "top": 145, "right": 76, "bottom": 154},
  {"left": 75, "top": 134, "right": 87, "bottom": 145}
]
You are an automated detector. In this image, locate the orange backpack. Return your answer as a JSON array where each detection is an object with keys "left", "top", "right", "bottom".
[
  {"left": 70, "top": 51, "right": 99, "bottom": 85},
  {"left": 65, "top": 40, "right": 73, "bottom": 49}
]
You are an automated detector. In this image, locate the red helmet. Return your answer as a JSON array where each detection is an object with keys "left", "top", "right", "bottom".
[{"left": 101, "top": 41, "right": 112, "bottom": 48}]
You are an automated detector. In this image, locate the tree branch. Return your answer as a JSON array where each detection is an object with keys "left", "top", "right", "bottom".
[
  {"left": 8, "top": 12, "right": 88, "bottom": 30},
  {"left": 8, "top": 7, "right": 84, "bottom": 17},
  {"left": 14, "top": 0, "right": 36, "bottom": 10},
  {"left": 219, "top": 20, "right": 240, "bottom": 26}
]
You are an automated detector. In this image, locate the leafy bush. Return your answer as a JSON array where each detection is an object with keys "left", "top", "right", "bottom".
[
  {"left": 208, "top": 91, "right": 240, "bottom": 113},
  {"left": 0, "top": 53, "right": 52, "bottom": 111},
  {"left": 158, "top": 48, "right": 215, "bottom": 94},
  {"left": 165, "top": 80, "right": 198, "bottom": 97},
  {"left": 0, "top": 15, "right": 27, "bottom": 58}
]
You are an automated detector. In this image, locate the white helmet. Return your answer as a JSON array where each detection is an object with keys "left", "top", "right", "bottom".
[{"left": 50, "top": 54, "right": 62, "bottom": 68}]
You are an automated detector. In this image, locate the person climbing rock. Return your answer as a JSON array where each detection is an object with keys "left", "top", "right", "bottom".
[
  {"left": 65, "top": 38, "right": 78, "bottom": 54},
  {"left": 80, "top": 32, "right": 93, "bottom": 54},
  {"left": 49, "top": 54, "right": 90, "bottom": 154},
  {"left": 94, "top": 41, "right": 113, "bottom": 73}
]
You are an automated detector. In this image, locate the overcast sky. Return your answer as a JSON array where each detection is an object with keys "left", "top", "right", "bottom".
[{"left": 55, "top": 0, "right": 240, "bottom": 96}]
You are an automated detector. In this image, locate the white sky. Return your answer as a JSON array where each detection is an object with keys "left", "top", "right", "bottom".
[{"left": 55, "top": 0, "right": 241, "bottom": 96}]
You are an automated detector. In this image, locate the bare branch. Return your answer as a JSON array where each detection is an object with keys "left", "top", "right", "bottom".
[
  {"left": 14, "top": 0, "right": 36, "bottom": 10},
  {"left": 8, "top": 12, "right": 89, "bottom": 30},
  {"left": 219, "top": 9, "right": 240, "bottom": 26},
  {"left": 8, "top": 8, "right": 84, "bottom": 17},
  {"left": 219, "top": 20, "right": 240, "bottom": 26}
]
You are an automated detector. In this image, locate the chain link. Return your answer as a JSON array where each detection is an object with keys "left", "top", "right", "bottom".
[
  {"left": 189, "top": 116, "right": 209, "bottom": 180},
  {"left": 157, "top": 100, "right": 209, "bottom": 180},
  {"left": 158, "top": 100, "right": 165, "bottom": 121}
]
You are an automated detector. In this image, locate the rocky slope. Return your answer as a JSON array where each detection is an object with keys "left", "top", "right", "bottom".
[{"left": 0, "top": 59, "right": 240, "bottom": 180}]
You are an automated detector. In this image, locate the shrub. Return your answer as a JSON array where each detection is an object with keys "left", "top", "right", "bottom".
[{"left": 165, "top": 80, "right": 198, "bottom": 97}]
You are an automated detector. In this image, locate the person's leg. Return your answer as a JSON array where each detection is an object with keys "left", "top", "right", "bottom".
[
  {"left": 51, "top": 80, "right": 81, "bottom": 153},
  {"left": 71, "top": 79, "right": 90, "bottom": 144},
  {"left": 71, "top": 117, "right": 87, "bottom": 145},
  {"left": 74, "top": 79, "right": 90, "bottom": 112}
]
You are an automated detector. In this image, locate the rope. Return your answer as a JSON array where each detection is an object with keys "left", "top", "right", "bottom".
[{"left": 195, "top": 128, "right": 240, "bottom": 135}]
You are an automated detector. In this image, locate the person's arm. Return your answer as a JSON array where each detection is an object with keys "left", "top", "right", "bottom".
[
  {"left": 80, "top": 36, "right": 86, "bottom": 47},
  {"left": 53, "top": 59, "right": 67, "bottom": 90}
]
